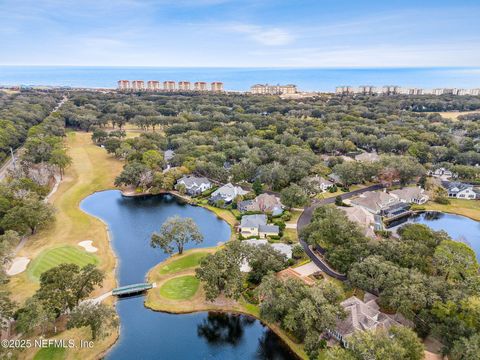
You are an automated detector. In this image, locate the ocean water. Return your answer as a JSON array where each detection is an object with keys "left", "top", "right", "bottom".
[{"left": 1, "top": 66, "right": 480, "bottom": 92}]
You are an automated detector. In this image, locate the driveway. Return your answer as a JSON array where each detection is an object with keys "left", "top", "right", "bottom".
[{"left": 296, "top": 183, "right": 383, "bottom": 281}]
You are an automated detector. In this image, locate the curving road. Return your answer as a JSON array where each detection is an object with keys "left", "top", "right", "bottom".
[{"left": 296, "top": 184, "right": 383, "bottom": 280}]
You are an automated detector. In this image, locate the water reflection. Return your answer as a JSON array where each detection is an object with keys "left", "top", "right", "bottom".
[
  {"left": 197, "top": 312, "right": 295, "bottom": 360},
  {"left": 81, "top": 190, "right": 296, "bottom": 360},
  {"left": 197, "top": 312, "right": 255, "bottom": 346},
  {"left": 256, "top": 331, "right": 297, "bottom": 360}
]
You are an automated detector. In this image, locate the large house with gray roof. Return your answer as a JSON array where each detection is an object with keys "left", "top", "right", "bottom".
[
  {"left": 210, "top": 183, "right": 249, "bottom": 204},
  {"left": 329, "top": 293, "right": 408, "bottom": 348},
  {"left": 350, "top": 191, "right": 398, "bottom": 215},
  {"left": 176, "top": 175, "right": 211, "bottom": 196},
  {"left": 240, "top": 214, "right": 279, "bottom": 238},
  {"left": 390, "top": 186, "right": 429, "bottom": 204},
  {"left": 237, "top": 193, "right": 283, "bottom": 215}
]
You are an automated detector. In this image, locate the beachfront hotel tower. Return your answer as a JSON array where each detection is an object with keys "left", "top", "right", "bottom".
[
  {"left": 178, "top": 81, "right": 191, "bottom": 91},
  {"left": 131, "top": 80, "right": 145, "bottom": 91},
  {"left": 163, "top": 81, "right": 176, "bottom": 91},
  {"left": 211, "top": 82, "right": 224, "bottom": 92},
  {"left": 194, "top": 81, "right": 208, "bottom": 91},
  {"left": 251, "top": 84, "right": 297, "bottom": 95},
  {"left": 147, "top": 80, "right": 160, "bottom": 91},
  {"left": 117, "top": 80, "right": 130, "bottom": 91}
]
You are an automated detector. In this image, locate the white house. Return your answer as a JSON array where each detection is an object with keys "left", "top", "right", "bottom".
[
  {"left": 176, "top": 176, "right": 211, "bottom": 196},
  {"left": 240, "top": 214, "right": 279, "bottom": 238},
  {"left": 445, "top": 182, "right": 479, "bottom": 200},
  {"left": 210, "top": 183, "right": 249, "bottom": 203}
]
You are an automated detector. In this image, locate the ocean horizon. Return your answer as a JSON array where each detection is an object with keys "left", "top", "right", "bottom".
[{"left": 1, "top": 66, "right": 480, "bottom": 92}]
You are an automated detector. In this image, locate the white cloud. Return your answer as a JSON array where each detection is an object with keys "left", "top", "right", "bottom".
[{"left": 228, "top": 24, "right": 294, "bottom": 46}]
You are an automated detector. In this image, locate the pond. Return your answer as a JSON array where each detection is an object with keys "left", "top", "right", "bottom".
[
  {"left": 389, "top": 211, "right": 480, "bottom": 260},
  {"left": 80, "top": 190, "right": 295, "bottom": 360}
]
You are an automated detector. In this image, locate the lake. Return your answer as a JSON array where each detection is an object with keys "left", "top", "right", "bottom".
[
  {"left": 80, "top": 190, "right": 295, "bottom": 360},
  {"left": 390, "top": 211, "right": 480, "bottom": 260}
]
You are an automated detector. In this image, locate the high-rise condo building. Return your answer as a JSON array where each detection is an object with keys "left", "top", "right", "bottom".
[
  {"left": 194, "top": 81, "right": 208, "bottom": 91},
  {"left": 147, "top": 80, "right": 160, "bottom": 91},
  {"left": 163, "top": 81, "right": 176, "bottom": 91},
  {"left": 117, "top": 80, "right": 131, "bottom": 91},
  {"left": 178, "top": 81, "right": 191, "bottom": 91},
  {"left": 131, "top": 80, "right": 145, "bottom": 91}
]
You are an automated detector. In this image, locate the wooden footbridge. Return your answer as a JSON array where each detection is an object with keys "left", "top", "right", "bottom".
[{"left": 112, "top": 283, "right": 155, "bottom": 296}]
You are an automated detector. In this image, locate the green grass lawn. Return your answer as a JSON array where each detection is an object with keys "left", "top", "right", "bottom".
[
  {"left": 159, "top": 275, "right": 200, "bottom": 300},
  {"left": 34, "top": 346, "right": 66, "bottom": 360},
  {"left": 28, "top": 245, "right": 99, "bottom": 280},
  {"left": 418, "top": 199, "right": 480, "bottom": 221},
  {"left": 159, "top": 252, "right": 209, "bottom": 274},
  {"left": 282, "top": 228, "right": 299, "bottom": 243}
]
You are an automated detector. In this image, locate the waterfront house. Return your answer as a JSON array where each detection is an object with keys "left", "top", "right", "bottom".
[
  {"left": 380, "top": 202, "right": 412, "bottom": 221},
  {"left": 350, "top": 191, "right": 398, "bottom": 215},
  {"left": 238, "top": 193, "right": 283, "bottom": 215},
  {"left": 209, "top": 183, "right": 249, "bottom": 204},
  {"left": 329, "top": 293, "right": 406, "bottom": 348},
  {"left": 240, "top": 214, "right": 279, "bottom": 238},
  {"left": 176, "top": 176, "right": 211, "bottom": 196},
  {"left": 390, "top": 187, "right": 429, "bottom": 204},
  {"left": 444, "top": 182, "right": 479, "bottom": 200}
]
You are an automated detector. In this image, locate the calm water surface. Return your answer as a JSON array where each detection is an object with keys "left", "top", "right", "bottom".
[
  {"left": 80, "top": 190, "right": 295, "bottom": 360},
  {"left": 390, "top": 211, "right": 480, "bottom": 260}
]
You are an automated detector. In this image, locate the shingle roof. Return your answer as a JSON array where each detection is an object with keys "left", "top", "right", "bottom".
[
  {"left": 211, "top": 183, "right": 248, "bottom": 200},
  {"left": 177, "top": 175, "right": 210, "bottom": 188},
  {"left": 351, "top": 191, "right": 397, "bottom": 213},
  {"left": 259, "top": 224, "right": 280, "bottom": 233},
  {"left": 335, "top": 295, "right": 403, "bottom": 338},
  {"left": 240, "top": 214, "right": 267, "bottom": 228}
]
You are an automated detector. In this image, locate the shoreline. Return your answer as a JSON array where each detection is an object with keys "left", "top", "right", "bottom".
[
  {"left": 412, "top": 207, "right": 480, "bottom": 222},
  {"left": 144, "top": 249, "right": 307, "bottom": 359}
]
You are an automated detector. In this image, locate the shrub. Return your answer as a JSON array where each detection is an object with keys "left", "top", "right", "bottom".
[
  {"left": 434, "top": 195, "right": 450, "bottom": 205},
  {"left": 292, "top": 244, "right": 304, "bottom": 259}
]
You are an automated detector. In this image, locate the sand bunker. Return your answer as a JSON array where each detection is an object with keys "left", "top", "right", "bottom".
[
  {"left": 7, "top": 257, "right": 30, "bottom": 276},
  {"left": 78, "top": 240, "right": 98, "bottom": 253}
]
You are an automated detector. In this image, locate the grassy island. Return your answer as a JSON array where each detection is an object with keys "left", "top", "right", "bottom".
[{"left": 145, "top": 248, "right": 308, "bottom": 359}]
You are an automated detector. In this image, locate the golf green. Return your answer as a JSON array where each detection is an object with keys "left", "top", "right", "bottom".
[
  {"left": 159, "top": 275, "right": 200, "bottom": 300},
  {"left": 28, "top": 245, "right": 99, "bottom": 280}
]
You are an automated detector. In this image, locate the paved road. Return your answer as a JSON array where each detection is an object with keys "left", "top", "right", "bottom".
[
  {"left": 297, "top": 183, "right": 383, "bottom": 231},
  {"left": 0, "top": 96, "right": 67, "bottom": 181},
  {"left": 296, "top": 183, "right": 383, "bottom": 280},
  {"left": 0, "top": 149, "right": 19, "bottom": 181}
]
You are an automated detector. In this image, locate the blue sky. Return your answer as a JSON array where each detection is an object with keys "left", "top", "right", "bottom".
[{"left": 1, "top": 0, "right": 479, "bottom": 67}]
